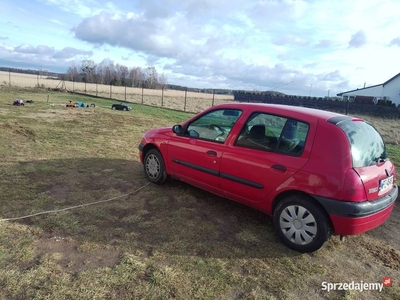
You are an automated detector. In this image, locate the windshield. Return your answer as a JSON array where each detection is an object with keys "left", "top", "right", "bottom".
[{"left": 336, "top": 120, "right": 387, "bottom": 168}]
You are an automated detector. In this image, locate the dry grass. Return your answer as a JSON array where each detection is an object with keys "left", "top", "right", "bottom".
[
  {"left": 0, "top": 86, "right": 399, "bottom": 299},
  {"left": 355, "top": 115, "right": 400, "bottom": 145}
]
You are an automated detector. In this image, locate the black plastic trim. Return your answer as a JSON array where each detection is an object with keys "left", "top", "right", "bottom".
[
  {"left": 171, "top": 159, "right": 219, "bottom": 176},
  {"left": 220, "top": 172, "right": 264, "bottom": 189},
  {"left": 327, "top": 116, "right": 353, "bottom": 125},
  {"left": 313, "top": 185, "right": 398, "bottom": 217},
  {"left": 171, "top": 158, "right": 264, "bottom": 188},
  {"left": 138, "top": 143, "right": 144, "bottom": 151}
]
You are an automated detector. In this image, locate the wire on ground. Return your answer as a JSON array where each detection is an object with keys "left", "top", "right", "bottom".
[{"left": 0, "top": 182, "right": 150, "bottom": 222}]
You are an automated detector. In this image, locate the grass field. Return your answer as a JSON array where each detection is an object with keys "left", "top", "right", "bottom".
[{"left": 0, "top": 86, "right": 399, "bottom": 299}]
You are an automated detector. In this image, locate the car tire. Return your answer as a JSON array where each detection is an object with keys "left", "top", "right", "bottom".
[
  {"left": 123, "top": 107, "right": 127, "bottom": 111},
  {"left": 90, "top": 103, "right": 95, "bottom": 107},
  {"left": 112, "top": 106, "right": 116, "bottom": 110},
  {"left": 144, "top": 149, "right": 167, "bottom": 184},
  {"left": 273, "top": 195, "right": 331, "bottom": 252}
]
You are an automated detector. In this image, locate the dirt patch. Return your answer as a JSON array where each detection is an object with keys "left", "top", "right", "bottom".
[
  {"left": 14, "top": 126, "right": 36, "bottom": 141},
  {"left": 364, "top": 202, "right": 400, "bottom": 250},
  {"left": 0, "top": 123, "right": 13, "bottom": 130},
  {"left": 21, "top": 108, "right": 95, "bottom": 121},
  {"left": 365, "top": 241, "right": 400, "bottom": 270},
  {"left": 47, "top": 184, "right": 70, "bottom": 202},
  {"left": 34, "top": 233, "right": 122, "bottom": 274}
]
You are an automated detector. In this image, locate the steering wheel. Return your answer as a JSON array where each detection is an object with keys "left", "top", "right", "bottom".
[
  {"left": 208, "top": 124, "right": 225, "bottom": 134},
  {"left": 208, "top": 124, "right": 226, "bottom": 140}
]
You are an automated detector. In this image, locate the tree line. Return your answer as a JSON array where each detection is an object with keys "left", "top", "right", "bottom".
[
  {"left": 1, "top": 63, "right": 233, "bottom": 94},
  {"left": 0, "top": 67, "right": 58, "bottom": 77},
  {"left": 60, "top": 59, "right": 167, "bottom": 89}
]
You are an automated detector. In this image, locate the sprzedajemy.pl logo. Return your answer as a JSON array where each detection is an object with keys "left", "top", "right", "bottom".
[{"left": 322, "top": 277, "right": 392, "bottom": 293}]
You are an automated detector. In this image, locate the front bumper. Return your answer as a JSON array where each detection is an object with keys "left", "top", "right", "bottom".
[
  {"left": 314, "top": 184, "right": 398, "bottom": 235},
  {"left": 138, "top": 142, "right": 145, "bottom": 163}
]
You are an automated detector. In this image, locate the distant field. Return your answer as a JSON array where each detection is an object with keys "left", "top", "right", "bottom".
[
  {"left": 0, "top": 71, "right": 234, "bottom": 113},
  {"left": 0, "top": 86, "right": 399, "bottom": 299}
]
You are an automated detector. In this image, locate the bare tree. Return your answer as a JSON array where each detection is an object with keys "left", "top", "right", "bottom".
[
  {"left": 144, "top": 66, "right": 158, "bottom": 89},
  {"left": 116, "top": 64, "right": 129, "bottom": 86},
  {"left": 130, "top": 67, "right": 145, "bottom": 88},
  {"left": 104, "top": 62, "right": 116, "bottom": 85},
  {"left": 158, "top": 73, "right": 167, "bottom": 89},
  {"left": 81, "top": 59, "right": 95, "bottom": 83},
  {"left": 95, "top": 64, "right": 105, "bottom": 84},
  {"left": 67, "top": 65, "right": 79, "bottom": 82}
]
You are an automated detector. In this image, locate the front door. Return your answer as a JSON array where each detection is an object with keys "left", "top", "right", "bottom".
[{"left": 168, "top": 108, "right": 242, "bottom": 192}]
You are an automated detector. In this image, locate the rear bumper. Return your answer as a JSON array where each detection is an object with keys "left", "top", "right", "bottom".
[{"left": 314, "top": 184, "right": 398, "bottom": 235}]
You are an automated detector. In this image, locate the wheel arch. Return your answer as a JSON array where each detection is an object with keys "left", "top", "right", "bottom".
[
  {"left": 271, "top": 190, "right": 334, "bottom": 230},
  {"left": 142, "top": 143, "right": 160, "bottom": 160}
]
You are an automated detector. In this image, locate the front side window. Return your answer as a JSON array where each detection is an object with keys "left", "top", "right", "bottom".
[
  {"left": 235, "top": 112, "right": 309, "bottom": 155},
  {"left": 186, "top": 109, "right": 242, "bottom": 142}
]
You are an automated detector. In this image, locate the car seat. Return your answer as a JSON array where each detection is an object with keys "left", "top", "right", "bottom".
[
  {"left": 278, "top": 123, "right": 299, "bottom": 153},
  {"left": 237, "top": 124, "right": 270, "bottom": 149}
]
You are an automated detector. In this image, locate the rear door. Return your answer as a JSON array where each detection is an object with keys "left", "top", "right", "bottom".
[
  {"left": 219, "top": 111, "right": 312, "bottom": 204},
  {"left": 336, "top": 120, "right": 396, "bottom": 200}
]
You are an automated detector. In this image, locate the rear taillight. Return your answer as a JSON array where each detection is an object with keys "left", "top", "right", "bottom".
[{"left": 342, "top": 168, "right": 367, "bottom": 202}]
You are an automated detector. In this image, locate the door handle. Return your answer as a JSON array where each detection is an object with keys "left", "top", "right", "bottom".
[
  {"left": 272, "top": 165, "right": 287, "bottom": 171},
  {"left": 206, "top": 150, "right": 217, "bottom": 156}
]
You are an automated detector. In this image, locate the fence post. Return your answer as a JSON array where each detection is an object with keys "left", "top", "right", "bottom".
[
  {"left": 85, "top": 82, "right": 87, "bottom": 94},
  {"left": 212, "top": 89, "right": 215, "bottom": 106},
  {"left": 184, "top": 88, "right": 187, "bottom": 112},
  {"left": 125, "top": 85, "right": 127, "bottom": 101},
  {"left": 161, "top": 86, "right": 164, "bottom": 107},
  {"left": 8, "top": 71, "right": 11, "bottom": 86},
  {"left": 96, "top": 83, "right": 98, "bottom": 97},
  {"left": 110, "top": 84, "right": 112, "bottom": 99},
  {"left": 37, "top": 74, "right": 39, "bottom": 87},
  {"left": 142, "top": 87, "right": 144, "bottom": 104}
]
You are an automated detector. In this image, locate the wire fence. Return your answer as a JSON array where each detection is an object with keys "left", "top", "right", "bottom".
[
  {"left": 0, "top": 71, "right": 233, "bottom": 113},
  {"left": 2, "top": 70, "right": 400, "bottom": 118}
]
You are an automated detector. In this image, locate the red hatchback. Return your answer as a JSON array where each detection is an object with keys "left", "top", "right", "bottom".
[{"left": 138, "top": 103, "right": 398, "bottom": 252}]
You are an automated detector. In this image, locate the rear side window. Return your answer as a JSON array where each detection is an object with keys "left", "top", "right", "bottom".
[
  {"left": 235, "top": 112, "right": 309, "bottom": 156},
  {"left": 336, "top": 120, "right": 387, "bottom": 167}
]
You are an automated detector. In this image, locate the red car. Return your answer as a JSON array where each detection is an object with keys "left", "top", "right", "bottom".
[{"left": 138, "top": 103, "right": 398, "bottom": 252}]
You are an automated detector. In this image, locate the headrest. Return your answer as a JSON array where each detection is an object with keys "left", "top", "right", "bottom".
[{"left": 250, "top": 125, "right": 265, "bottom": 139}]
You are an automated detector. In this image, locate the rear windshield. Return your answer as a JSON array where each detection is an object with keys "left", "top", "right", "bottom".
[{"left": 336, "top": 120, "right": 387, "bottom": 168}]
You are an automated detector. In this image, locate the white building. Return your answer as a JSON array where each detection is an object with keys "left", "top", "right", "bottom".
[{"left": 337, "top": 72, "right": 400, "bottom": 106}]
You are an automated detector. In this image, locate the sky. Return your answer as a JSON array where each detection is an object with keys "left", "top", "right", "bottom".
[{"left": 1, "top": 0, "right": 400, "bottom": 97}]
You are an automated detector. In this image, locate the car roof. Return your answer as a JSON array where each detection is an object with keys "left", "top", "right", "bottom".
[{"left": 213, "top": 102, "right": 356, "bottom": 122}]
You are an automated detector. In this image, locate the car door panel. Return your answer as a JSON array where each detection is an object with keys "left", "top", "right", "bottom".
[
  {"left": 219, "top": 148, "right": 309, "bottom": 204},
  {"left": 168, "top": 136, "right": 225, "bottom": 190}
]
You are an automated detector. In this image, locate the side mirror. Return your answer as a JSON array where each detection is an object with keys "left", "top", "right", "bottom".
[{"left": 172, "top": 125, "right": 182, "bottom": 135}]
